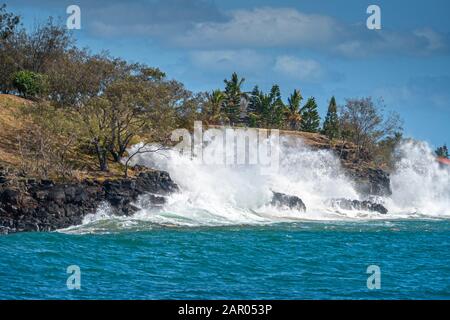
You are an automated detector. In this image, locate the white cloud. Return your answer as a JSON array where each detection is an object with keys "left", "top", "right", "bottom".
[
  {"left": 87, "top": 0, "right": 226, "bottom": 37},
  {"left": 373, "top": 76, "right": 450, "bottom": 111},
  {"left": 174, "top": 7, "right": 340, "bottom": 49},
  {"left": 273, "top": 56, "right": 323, "bottom": 82},
  {"left": 172, "top": 7, "right": 449, "bottom": 57},
  {"left": 79, "top": 3, "right": 450, "bottom": 58},
  {"left": 189, "top": 49, "right": 269, "bottom": 73},
  {"left": 334, "top": 41, "right": 365, "bottom": 57},
  {"left": 414, "top": 28, "right": 446, "bottom": 51}
]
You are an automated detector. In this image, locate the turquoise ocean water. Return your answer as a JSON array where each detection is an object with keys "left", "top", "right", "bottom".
[{"left": 1, "top": 220, "right": 449, "bottom": 300}]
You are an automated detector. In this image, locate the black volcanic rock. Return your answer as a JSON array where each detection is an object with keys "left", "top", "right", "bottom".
[
  {"left": 271, "top": 192, "right": 306, "bottom": 212},
  {"left": 0, "top": 170, "right": 178, "bottom": 234},
  {"left": 329, "top": 198, "right": 388, "bottom": 214},
  {"left": 348, "top": 168, "right": 392, "bottom": 197}
]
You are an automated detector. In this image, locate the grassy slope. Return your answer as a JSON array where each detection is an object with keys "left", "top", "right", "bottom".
[
  {"left": 0, "top": 94, "right": 131, "bottom": 180},
  {"left": 0, "top": 94, "right": 30, "bottom": 168}
]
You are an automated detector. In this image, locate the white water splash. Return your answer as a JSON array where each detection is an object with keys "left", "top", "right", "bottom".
[
  {"left": 63, "top": 132, "right": 450, "bottom": 233},
  {"left": 387, "top": 140, "right": 450, "bottom": 217}
]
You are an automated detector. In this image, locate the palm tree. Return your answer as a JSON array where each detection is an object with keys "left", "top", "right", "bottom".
[
  {"left": 204, "top": 89, "right": 226, "bottom": 125},
  {"left": 285, "top": 90, "right": 302, "bottom": 130}
]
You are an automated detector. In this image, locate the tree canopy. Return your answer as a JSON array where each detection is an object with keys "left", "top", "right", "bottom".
[
  {"left": 0, "top": 4, "right": 407, "bottom": 177},
  {"left": 322, "top": 96, "right": 339, "bottom": 140},
  {"left": 300, "top": 97, "right": 320, "bottom": 133},
  {"left": 435, "top": 145, "right": 449, "bottom": 158}
]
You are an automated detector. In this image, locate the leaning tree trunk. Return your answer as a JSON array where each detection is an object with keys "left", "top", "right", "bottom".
[{"left": 95, "top": 145, "right": 109, "bottom": 172}]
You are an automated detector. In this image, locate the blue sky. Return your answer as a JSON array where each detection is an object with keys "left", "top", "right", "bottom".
[{"left": 6, "top": 0, "right": 450, "bottom": 147}]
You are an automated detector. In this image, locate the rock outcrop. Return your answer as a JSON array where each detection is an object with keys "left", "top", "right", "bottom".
[
  {"left": 346, "top": 168, "right": 391, "bottom": 197},
  {"left": 271, "top": 192, "right": 306, "bottom": 212},
  {"left": 329, "top": 198, "right": 388, "bottom": 214},
  {"left": 0, "top": 170, "right": 178, "bottom": 234}
]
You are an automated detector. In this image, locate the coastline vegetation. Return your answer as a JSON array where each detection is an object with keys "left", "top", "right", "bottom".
[
  {"left": 435, "top": 145, "right": 449, "bottom": 158},
  {"left": 0, "top": 4, "right": 425, "bottom": 181}
]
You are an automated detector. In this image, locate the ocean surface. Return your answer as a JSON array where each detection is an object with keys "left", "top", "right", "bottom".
[
  {"left": 2, "top": 136, "right": 449, "bottom": 299},
  {"left": 1, "top": 219, "right": 449, "bottom": 300}
]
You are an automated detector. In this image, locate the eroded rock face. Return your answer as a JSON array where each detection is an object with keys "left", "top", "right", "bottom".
[
  {"left": 329, "top": 198, "right": 388, "bottom": 214},
  {"left": 348, "top": 168, "right": 392, "bottom": 197},
  {"left": 0, "top": 171, "right": 178, "bottom": 234},
  {"left": 271, "top": 192, "right": 306, "bottom": 212}
]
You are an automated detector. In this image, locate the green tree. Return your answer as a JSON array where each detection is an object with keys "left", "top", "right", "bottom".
[
  {"left": 23, "top": 18, "right": 73, "bottom": 74},
  {"left": 223, "top": 72, "right": 245, "bottom": 126},
  {"left": 322, "top": 96, "right": 340, "bottom": 140},
  {"left": 339, "top": 97, "right": 403, "bottom": 159},
  {"left": 202, "top": 89, "right": 226, "bottom": 125},
  {"left": 246, "top": 85, "right": 286, "bottom": 129},
  {"left": 46, "top": 50, "right": 119, "bottom": 108},
  {"left": 78, "top": 96, "right": 113, "bottom": 171},
  {"left": 285, "top": 89, "right": 303, "bottom": 130},
  {"left": 435, "top": 144, "right": 449, "bottom": 158},
  {"left": 75, "top": 64, "right": 185, "bottom": 171},
  {"left": 267, "top": 84, "right": 286, "bottom": 129},
  {"left": 104, "top": 77, "right": 152, "bottom": 162},
  {"left": 12, "top": 70, "right": 47, "bottom": 98},
  {"left": 1, "top": 13, "right": 73, "bottom": 94},
  {"left": 300, "top": 97, "right": 320, "bottom": 133},
  {"left": 246, "top": 85, "right": 262, "bottom": 127}
]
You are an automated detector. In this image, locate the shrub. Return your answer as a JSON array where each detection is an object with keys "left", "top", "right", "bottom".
[{"left": 12, "top": 70, "right": 47, "bottom": 98}]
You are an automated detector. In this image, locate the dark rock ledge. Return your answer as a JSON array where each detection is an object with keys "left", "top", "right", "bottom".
[
  {"left": 347, "top": 167, "right": 392, "bottom": 198},
  {"left": 271, "top": 192, "right": 307, "bottom": 212},
  {"left": 329, "top": 198, "right": 388, "bottom": 215},
  {"left": 0, "top": 171, "right": 178, "bottom": 234}
]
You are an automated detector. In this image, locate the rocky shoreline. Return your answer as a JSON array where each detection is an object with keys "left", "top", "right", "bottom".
[
  {"left": 0, "top": 158, "right": 391, "bottom": 235},
  {"left": 0, "top": 170, "right": 178, "bottom": 234}
]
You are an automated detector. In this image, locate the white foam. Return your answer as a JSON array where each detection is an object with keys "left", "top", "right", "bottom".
[
  {"left": 386, "top": 140, "right": 450, "bottom": 217},
  {"left": 64, "top": 132, "right": 450, "bottom": 232}
]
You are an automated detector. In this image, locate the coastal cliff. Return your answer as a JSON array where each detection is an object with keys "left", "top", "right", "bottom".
[
  {"left": 0, "top": 95, "right": 391, "bottom": 234},
  {"left": 0, "top": 134, "right": 391, "bottom": 234}
]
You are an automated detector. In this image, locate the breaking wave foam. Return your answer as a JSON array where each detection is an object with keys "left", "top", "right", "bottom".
[{"left": 62, "top": 132, "right": 450, "bottom": 233}]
